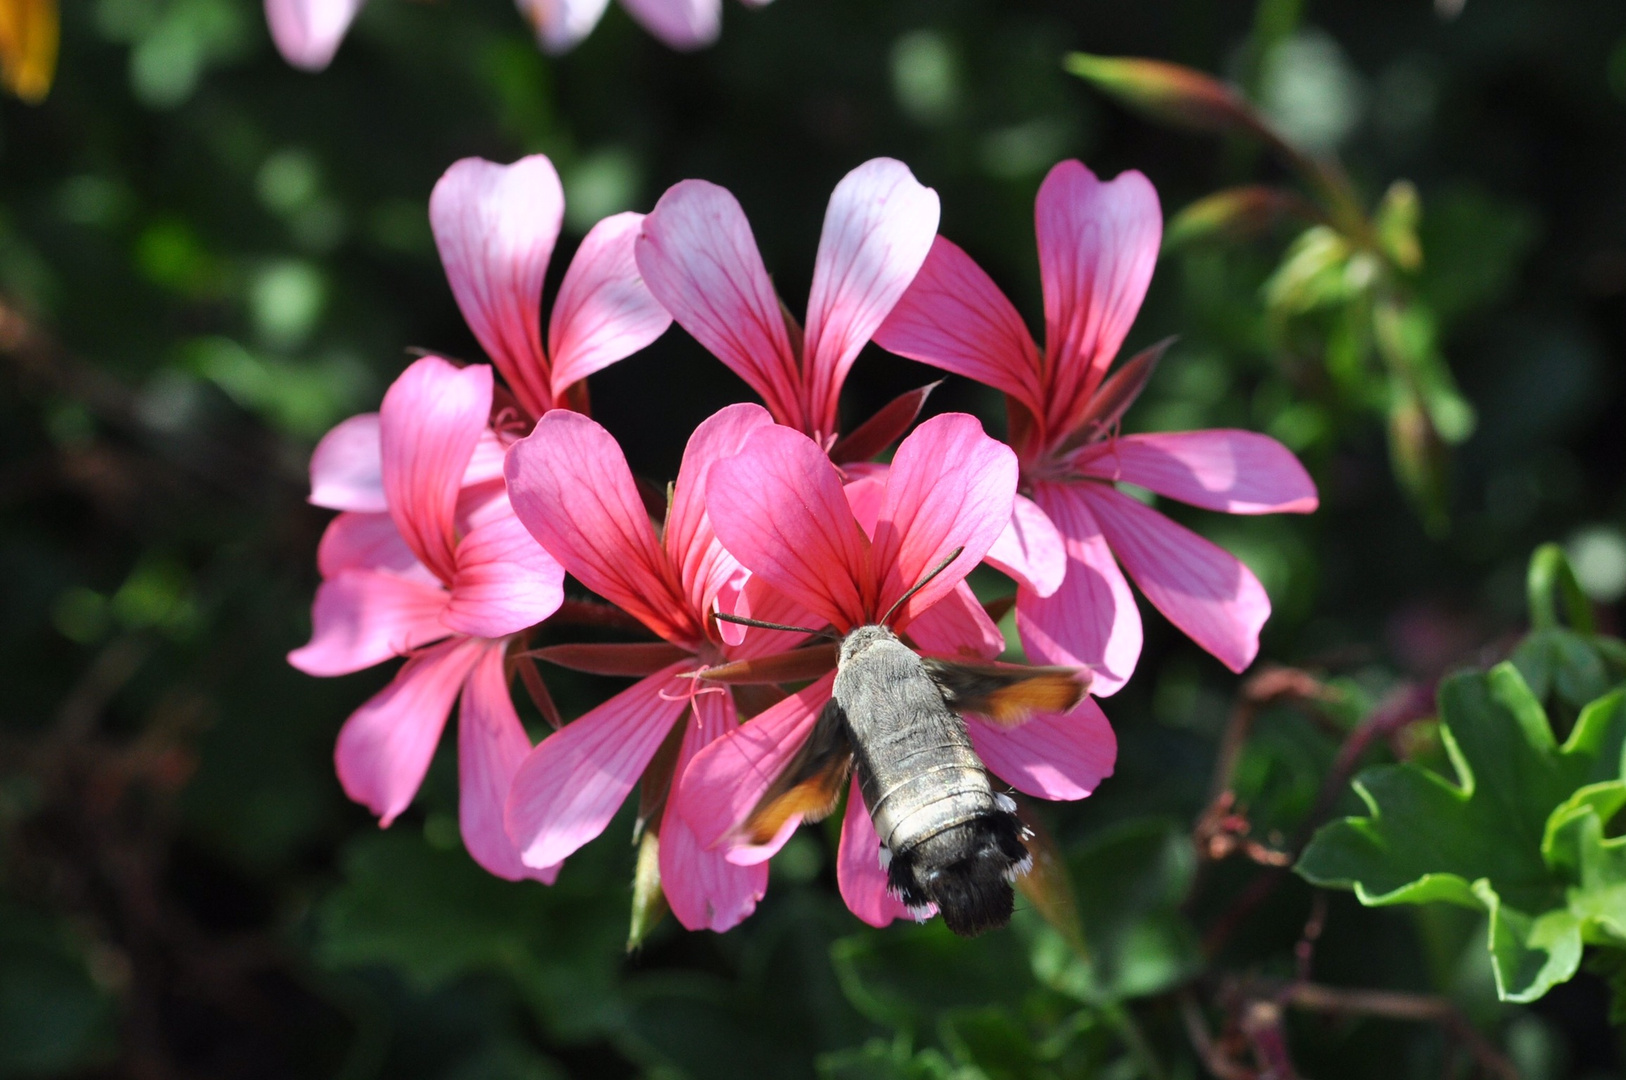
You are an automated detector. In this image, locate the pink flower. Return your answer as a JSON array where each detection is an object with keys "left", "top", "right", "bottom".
[
  {"left": 265, "top": 0, "right": 364, "bottom": 71},
  {"left": 289, "top": 356, "right": 565, "bottom": 881},
  {"left": 675, "top": 413, "right": 1117, "bottom": 927},
  {"left": 635, "top": 158, "right": 940, "bottom": 452},
  {"left": 875, "top": 160, "right": 1318, "bottom": 695},
  {"left": 501, "top": 403, "right": 810, "bottom": 931},
  {"left": 430, "top": 155, "right": 672, "bottom": 424}
]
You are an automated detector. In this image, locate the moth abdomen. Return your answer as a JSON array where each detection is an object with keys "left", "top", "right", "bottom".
[{"left": 885, "top": 810, "right": 1031, "bottom": 937}]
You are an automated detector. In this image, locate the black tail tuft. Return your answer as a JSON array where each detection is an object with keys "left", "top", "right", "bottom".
[{"left": 886, "top": 812, "right": 1030, "bottom": 937}]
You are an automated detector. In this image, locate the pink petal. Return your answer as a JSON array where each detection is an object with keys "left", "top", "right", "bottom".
[
  {"left": 264, "top": 0, "right": 364, "bottom": 72},
  {"left": 871, "top": 413, "right": 1017, "bottom": 628},
  {"left": 504, "top": 410, "right": 700, "bottom": 646},
  {"left": 967, "top": 697, "right": 1116, "bottom": 801},
  {"left": 714, "top": 571, "right": 826, "bottom": 659},
  {"left": 516, "top": 0, "right": 611, "bottom": 53},
  {"left": 675, "top": 673, "right": 836, "bottom": 859},
  {"left": 504, "top": 664, "right": 693, "bottom": 868},
  {"left": 802, "top": 159, "right": 940, "bottom": 441},
  {"left": 1079, "top": 482, "right": 1270, "bottom": 674},
  {"left": 380, "top": 357, "right": 492, "bottom": 584},
  {"left": 666, "top": 403, "right": 776, "bottom": 618},
  {"left": 618, "top": 0, "right": 720, "bottom": 49},
  {"left": 443, "top": 512, "right": 565, "bottom": 639},
  {"left": 984, "top": 495, "right": 1066, "bottom": 598},
  {"left": 837, "top": 778, "right": 914, "bottom": 927},
  {"left": 462, "top": 430, "right": 508, "bottom": 488},
  {"left": 1036, "top": 162, "right": 1162, "bottom": 439},
  {"left": 659, "top": 691, "right": 768, "bottom": 932},
  {"left": 316, "top": 511, "right": 423, "bottom": 580},
  {"left": 636, "top": 180, "right": 807, "bottom": 431},
  {"left": 1017, "top": 482, "right": 1142, "bottom": 697},
  {"left": 1074, "top": 430, "right": 1318, "bottom": 515},
  {"left": 872, "top": 236, "right": 1044, "bottom": 419},
  {"left": 907, "top": 581, "right": 1004, "bottom": 661},
  {"left": 335, "top": 637, "right": 483, "bottom": 825},
  {"left": 707, "top": 425, "right": 874, "bottom": 631},
  {"left": 548, "top": 212, "right": 673, "bottom": 398},
  {"left": 458, "top": 643, "right": 560, "bottom": 882},
  {"left": 287, "top": 570, "right": 450, "bottom": 677},
  {"left": 309, "top": 413, "right": 385, "bottom": 512},
  {"left": 429, "top": 157, "right": 562, "bottom": 418}
]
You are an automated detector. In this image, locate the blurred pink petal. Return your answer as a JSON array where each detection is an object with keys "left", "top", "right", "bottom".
[
  {"left": 907, "top": 581, "right": 1004, "bottom": 660},
  {"left": 666, "top": 403, "right": 774, "bottom": 616},
  {"left": 504, "top": 665, "right": 692, "bottom": 869},
  {"left": 335, "top": 637, "right": 484, "bottom": 825},
  {"left": 316, "top": 512, "right": 423, "bottom": 580},
  {"left": 265, "top": 0, "right": 365, "bottom": 72},
  {"left": 984, "top": 494, "right": 1066, "bottom": 598},
  {"left": 801, "top": 159, "right": 940, "bottom": 439},
  {"left": 458, "top": 643, "right": 560, "bottom": 882},
  {"left": 443, "top": 512, "right": 565, "bottom": 638},
  {"left": 1080, "top": 483, "right": 1269, "bottom": 674},
  {"left": 1017, "top": 482, "right": 1141, "bottom": 696},
  {"left": 1074, "top": 430, "right": 1319, "bottom": 515},
  {"left": 309, "top": 413, "right": 385, "bottom": 511},
  {"left": 517, "top": 0, "right": 612, "bottom": 54},
  {"left": 618, "top": 0, "right": 719, "bottom": 49},
  {"left": 837, "top": 778, "right": 915, "bottom": 927},
  {"left": 967, "top": 698, "right": 1116, "bottom": 801},
  {"left": 287, "top": 570, "right": 450, "bottom": 677},
  {"left": 548, "top": 211, "right": 673, "bottom": 396},
  {"left": 429, "top": 157, "right": 563, "bottom": 417}
]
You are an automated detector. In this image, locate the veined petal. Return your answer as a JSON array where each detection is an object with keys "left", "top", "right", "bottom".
[
  {"left": 287, "top": 570, "right": 450, "bottom": 677},
  {"left": 429, "top": 156, "right": 562, "bottom": 417},
  {"left": 1017, "top": 482, "right": 1141, "bottom": 696},
  {"left": 707, "top": 425, "right": 873, "bottom": 630},
  {"left": 984, "top": 495, "right": 1066, "bottom": 598},
  {"left": 666, "top": 404, "right": 775, "bottom": 617},
  {"left": 967, "top": 698, "right": 1116, "bottom": 801},
  {"left": 837, "top": 778, "right": 916, "bottom": 927},
  {"left": 1079, "top": 482, "right": 1269, "bottom": 674},
  {"left": 335, "top": 637, "right": 483, "bottom": 826},
  {"left": 660, "top": 691, "right": 768, "bottom": 932},
  {"left": 802, "top": 159, "right": 940, "bottom": 440},
  {"left": 316, "top": 511, "right": 423, "bottom": 580},
  {"left": 515, "top": 0, "right": 610, "bottom": 53},
  {"left": 714, "top": 571, "right": 825, "bottom": 659},
  {"left": 636, "top": 180, "right": 807, "bottom": 430},
  {"left": 505, "top": 410, "right": 699, "bottom": 645},
  {"left": 872, "top": 413, "right": 1016, "bottom": 628},
  {"left": 380, "top": 357, "right": 492, "bottom": 584},
  {"left": 309, "top": 413, "right": 385, "bottom": 512},
  {"left": 1036, "top": 162, "right": 1161, "bottom": 438},
  {"left": 444, "top": 512, "right": 566, "bottom": 638},
  {"left": 1074, "top": 430, "right": 1318, "bottom": 515},
  {"left": 265, "top": 0, "right": 364, "bottom": 72},
  {"left": 618, "top": 0, "right": 720, "bottom": 49},
  {"left": 873, "top": 236, "right": 1044, "bottom": 418},
  {"left": 547, "top": 212, "right": 673, "bottom": 400},
  {"left": 504, "top": 664, "right": 692, "bottom": 868},
  {"left": 907, "top": 581, "right": 1004, "bottom": 660},
  {"left": 458, "top": 643, "right": 559, "bottom": 882}
]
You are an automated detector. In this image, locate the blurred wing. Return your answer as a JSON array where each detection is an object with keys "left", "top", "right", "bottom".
[
  {"left": 923, "top": 659, "right": 1087, "bottom": 728},
  {"left": 739, "top": 696, "right": 852, "bottom": 843}
]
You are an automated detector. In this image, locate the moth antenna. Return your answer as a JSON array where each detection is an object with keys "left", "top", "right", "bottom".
[
  {"left": 879, "top": 545, "right": 965, "bottom": 627},
  {"left": 712, "top": 610, "right": 833, "bottom": 637}
]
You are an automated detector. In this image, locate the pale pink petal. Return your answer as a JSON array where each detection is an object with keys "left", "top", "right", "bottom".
[
  {"left": 675, "top": 674, "right": 836, "bottom": 859},
  {"left": 335, "top": 637, "right": 483, "bottom": 825},
  {"left": 429, "top": 157, "right": 562, "bottom": 418},
  {"left": 802, "top": 159, "right": 940, "bottom": 441},
  {"left": 504, "top": 664, "right": 692, "bottom": 868},
  {"left": 454, "top": 479, "right": 513, "bottom": 535},
  {"left": 660, "top": 691, "right": 768, "bottom": 932},
  {"left": 837, "top": 778, "right": 914, "bottom": 927},
  {"left": 547, "top": 212, "right": 674, "bottom": 397},
  {"left": 505, "top": 410, "right": 700, "bottom": 646},
  {"left": 872, "top": 236, "right": 1044, "bottom": 418},
  {"left": 618, "top": 0, "right": 719, "bottom": 49},
  {"left": 265, "top": 0, "right": 364, "bottom": 72},
  {"left": 967, "top": 697, "right": 1116, "bottom": 801},
  {"left": 287, "top": 570, "right": 450, "bottom": 677},
  {"left": 380, "top": 357, "right": 492, "bottom": 584},
  {"left": 1074, "top": 431, "right": 1318, "bottom": 515},
  {"left": 1036, "top": 162, "right": 1162, "bottom": 438},
  {"left": 316, "top": 512, "right": 423, "bottom": 580},
  {"left": 1079, "top": 483, "right": 1269, "bottom": 674},
  {"left": 309, "top": 413, "right": 385, "bottom": 512},
  {"left": 666, "top": 403, "right": 775, "bottom": 617},
  {"left": 907, "top": 581, "right": 1004, "bottom": 660},
  {"left": 443, "top": 513, "right": 566, "bottom": 638},
  {"left": 1017, "top": 482, "right": 1141, "bottom": 696},
  {"left": 984, "top": 495, "right": 1065, "bottom": 598},
  {"left": 636, "top": 180, "right": 807, "bottom": 430},
  {"left": 516, "top": 0, "right": 611, "bottom": 53},
  {"left": 871, "top": 413, "right": 1017, "bottom": 628},
  {"left": 707, "top": 426, "right": 874, "bottom": 631},
  {"left": 458, "top": 643, "right": 560, "bottom": 883},
  {"left": 463, "top": 430, "right": 508, "bottom": 488}
]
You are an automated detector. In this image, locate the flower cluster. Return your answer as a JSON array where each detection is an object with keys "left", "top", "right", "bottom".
[{"left": 291, "top": 153, "right": 1317, "bottom": 933}]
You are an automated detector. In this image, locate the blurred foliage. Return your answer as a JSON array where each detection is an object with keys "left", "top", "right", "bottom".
[{"left": 3, "top": 0, "right": 1626, "bottom": 1077}]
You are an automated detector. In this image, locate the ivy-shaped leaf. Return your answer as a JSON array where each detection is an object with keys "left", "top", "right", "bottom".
[{"left": 1297, "top": 664, "right": 1626, "bottom": 1002}]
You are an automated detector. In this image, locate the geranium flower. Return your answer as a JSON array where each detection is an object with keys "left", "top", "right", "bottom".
[
  {"left": 874, "top": 160, "right": 1318, "bottom": 695},
  {"left": 289, "top": 356, "right": 565, "bottom": 880},
  {"left": 674, "top": 413, "right": 1116, "bottom": 927}
]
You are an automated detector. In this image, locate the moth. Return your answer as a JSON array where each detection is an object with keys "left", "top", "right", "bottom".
[{"left": 713, "top": 554, "right": 1087, "bottom": 937}]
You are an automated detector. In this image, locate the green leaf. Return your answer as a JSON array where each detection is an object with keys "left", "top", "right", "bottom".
[{"left": 830, "top": 922, "right": 1035, "bottom": 1036}]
